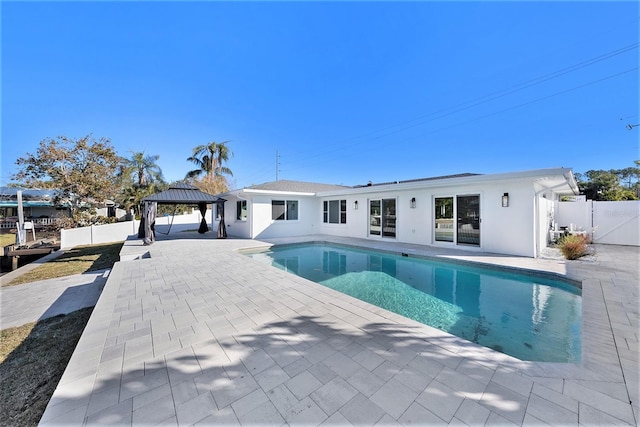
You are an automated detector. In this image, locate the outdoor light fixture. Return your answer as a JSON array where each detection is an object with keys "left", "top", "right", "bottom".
[
  {"left": 502, "top": 193, "right": 509, "bottom": 207},
  {"left": 353, "top": 200, "right": 358, "bottom": 210},
  {"left": 410, "top": 197, "right": 416, "bottom": 208}
]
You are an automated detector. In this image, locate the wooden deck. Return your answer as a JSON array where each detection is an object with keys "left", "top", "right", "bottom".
[{"left": 2, "top": 241, "right": 61, "bottom": 271}]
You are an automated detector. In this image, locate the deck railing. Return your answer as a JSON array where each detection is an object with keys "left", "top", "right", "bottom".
[{"left": 0, "top": 218, "right": 61, "bottom": 229}]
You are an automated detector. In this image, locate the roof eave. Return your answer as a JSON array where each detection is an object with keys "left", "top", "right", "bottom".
[
  {"left": 316, "top": 167, "right": 577, "bottom": 197},
  {"left": 242, "top": 188, "right": 317, "bottom": 196}
]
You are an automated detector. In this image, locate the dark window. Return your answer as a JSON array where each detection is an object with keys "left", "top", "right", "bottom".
[
  {"left": 272, "top": 200, "right": 298, "bottom": 221},
  {"left": 323, "top": 199, "right": 347, "bottom": 224},
  {"left": 286, "top": 200, "right": 298, "bottom": 220},
  {"left": 272, "top": 200, "right": 285, "bottom": 220},
  {"left": 236, "top": 200, "right": 247, "bottom": 221}
]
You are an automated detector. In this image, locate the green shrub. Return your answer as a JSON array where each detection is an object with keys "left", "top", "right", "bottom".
[{"left": 557, "top": 234, "right": 589, "bottom": 260}]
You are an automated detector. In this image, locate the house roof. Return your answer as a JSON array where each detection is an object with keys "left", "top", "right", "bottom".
[
  {"left": 219, "top": 168, "right": 578, "bottom": 198},
  {"left": 316, "top": 168, "right": 579, "bottom": 196},
  {"left": 244, "top": 180, "right": 349, "bottom": 194},
  {"left": 143, "top": 183, "right": 221, "bottom": 204},
  {"left": 0, "top": 186, "right": 59, "bottom": 207},
  {"left": 352, "top": 173, "right": 481, "bottom": 188}
]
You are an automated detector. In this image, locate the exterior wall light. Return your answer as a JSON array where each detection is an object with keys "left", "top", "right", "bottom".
[
  {"left": 502, "top": 193, "right": 509, "bottom": 207},
  {"left": 353, "top": 200, "right": 358, "bottom": 210},
  {"left": 410, "top": 197, "right": 416, "bottom": 208}
]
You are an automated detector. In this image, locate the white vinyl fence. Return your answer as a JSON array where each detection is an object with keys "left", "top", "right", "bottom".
[
  {"left": 556, "top": 200, "right": 640, "bottom": 246},
  {"left": 61, "top": 221, "right": 139, "bottom": 249},
  {"left": 60, "top": 210, "right": 211, "bottom": 248}
]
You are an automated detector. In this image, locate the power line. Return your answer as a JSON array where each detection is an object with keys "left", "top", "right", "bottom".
[
  {"left": 280, "top": 67, "right": 638, "bottom": 176},
  {"left": 236, "top": 43, "right": 638, "bottom": 186},
  {"left": 281, "top": 43, "right": 638, "bottom": 166},
  {"left": 403, "top": 68, "right": 639, "bottom": 143}
]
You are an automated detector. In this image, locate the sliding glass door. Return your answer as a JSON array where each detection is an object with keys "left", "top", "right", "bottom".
[
  {"left": 434, "top": 197, "right": 454, "bottom": 242},
  {"left": 457, "top": 195, "right": 480, "bottom": 246},
  {"left": 369, "top": 199, "right": 396, "bottom": 238},
  {"left": 434, "top": 195, "right": 480, "bottom": 246},
  {"left": 370, "top": 200, "right": 381, "bottom": 236}
]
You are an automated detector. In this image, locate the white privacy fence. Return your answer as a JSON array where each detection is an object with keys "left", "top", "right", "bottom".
[
  {"left": 61, "top": 221, "right": 139, "bottom": 248},
  {"left": 556, "top": 200, "right": 640, "bottom": 246},
  {"left": 60, "top": 211, "right": 209, "bottom": 248}
]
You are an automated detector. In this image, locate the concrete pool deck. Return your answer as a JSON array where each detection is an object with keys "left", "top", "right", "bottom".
[{"left": 40, "top": 234, "right": 638, "bottom": 426}]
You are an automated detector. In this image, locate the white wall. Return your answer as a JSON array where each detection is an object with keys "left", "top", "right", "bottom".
[
  {"left": 61, "top": 221, "right": 138, "bottom": 248},
  {"left": 221, "top": 196, "right": 251, "bottom": 238},
  {"left": 537, "top": 196, "right": 555, "bottom": 255},
  {"left": 251, "top": 195, "right": 319, "bottom": 239},
  {"left": 317, "top": 196, "right": 372, "bottom": 240},
  {"left": 317, "top": 180, "right": 540, "bottom": 257},
  {"left": 223, "top": 173, "right": 585, "bottom": 257},
  {"left": 464, "top": 181, "right": 537, "bottom": 257}
]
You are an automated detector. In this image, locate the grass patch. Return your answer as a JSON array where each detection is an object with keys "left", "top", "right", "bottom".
[
  {"left": 4, "top": 241, "right": 123, "bottom": 287},
  {"left": 0, "top": 307, "right": 93, "bottom": 426},
  {"left": 0, "top": 233, "right": 15, "bottom": 247}
]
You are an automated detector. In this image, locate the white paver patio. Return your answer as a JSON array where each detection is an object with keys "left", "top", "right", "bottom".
[{"left": 39, "top": 234, "right": 638, "bottom": 426}]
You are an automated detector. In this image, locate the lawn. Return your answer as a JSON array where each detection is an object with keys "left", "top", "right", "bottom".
[
  {"left": 0, "top": 233, "right": 15, "bottom": 247},
  {"left": 0, "top": 240, "right": 124, "bottom": 425},
  {"left": 3, "top": 241, "right": 123, "bottom": 287},
  {"left": 0, "top": 308, "right": 93, "bottom": 426}
]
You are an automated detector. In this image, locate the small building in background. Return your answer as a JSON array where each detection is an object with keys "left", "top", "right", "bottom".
[{"left": 0, "top": 187, "right": 70, "bottom": 228}]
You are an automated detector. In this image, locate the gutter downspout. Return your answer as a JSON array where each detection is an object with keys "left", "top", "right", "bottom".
[{"left": 534, "top": 181, "right": 577, "bottom": 257}]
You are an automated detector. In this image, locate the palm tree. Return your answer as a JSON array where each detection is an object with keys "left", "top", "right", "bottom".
[
  {"left": 122, "top": 151, "right": 164, "bottom": 187},
  {"left": 117, "top": 182, "right": 163, "bottom": 218},
  {"left": 185, "top": 141, "right": 233, "bottom": 181}
]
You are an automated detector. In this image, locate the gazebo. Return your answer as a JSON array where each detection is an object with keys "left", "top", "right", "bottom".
[{"left": 141, "top": 183, "right": 226, "bottom": 242}]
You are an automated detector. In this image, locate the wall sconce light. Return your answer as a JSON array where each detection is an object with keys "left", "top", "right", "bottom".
[
  {"left": 502, "top": 193, "right": 509, "bottom": 207},
  {"left": 353, "top": 200, "right": 358, "bottom": 210},
  {"left": 410, "top": 197, "right": 416, "bottom": 209}
]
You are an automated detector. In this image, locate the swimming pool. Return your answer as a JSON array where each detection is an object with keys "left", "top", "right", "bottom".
[{"left": 246, "top": 243, "right": 582, "bottom": 363}]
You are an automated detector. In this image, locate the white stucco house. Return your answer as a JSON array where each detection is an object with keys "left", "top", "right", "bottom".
[{"left": 215, "top": 168, "right": 579, "bottom": 258}]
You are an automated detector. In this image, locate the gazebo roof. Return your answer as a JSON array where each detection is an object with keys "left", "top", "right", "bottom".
[{"left": 143, "top": 183, "right": 221, "bottom": 204}]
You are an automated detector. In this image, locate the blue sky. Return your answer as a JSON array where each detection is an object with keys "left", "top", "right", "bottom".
[{"left": 2, "top": 1, "right": 638, "bottom": 190}]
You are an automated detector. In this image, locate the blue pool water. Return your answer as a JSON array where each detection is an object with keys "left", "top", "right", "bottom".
[{"left": 246, "top": 243, "right": 582, "bottom": 362}]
